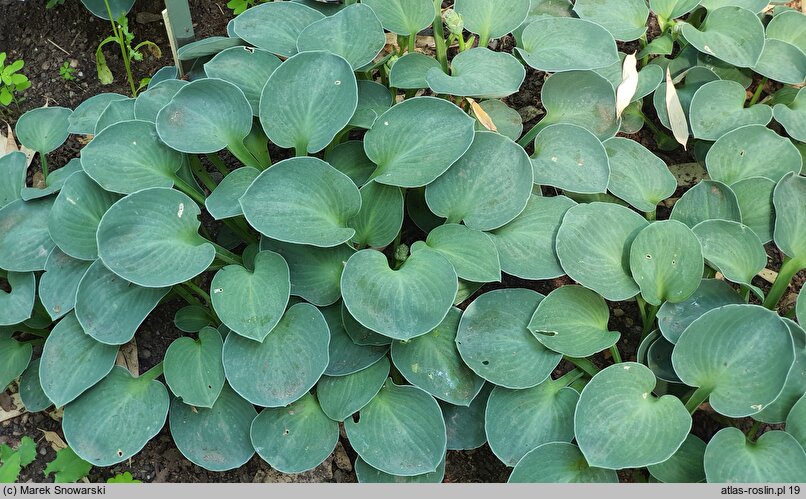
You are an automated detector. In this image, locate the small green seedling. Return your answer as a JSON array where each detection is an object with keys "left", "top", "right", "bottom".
[
  {"left": 59, "top": 61, "right": 77, "bottom": 81},
  {"left": 0, "top": 53, "right": 31, "bottom": 108},
  {"left": 0, "top": 437, "right": 37, "bottom": 483}
]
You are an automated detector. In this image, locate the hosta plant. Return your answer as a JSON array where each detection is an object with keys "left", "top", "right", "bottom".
[{"left": 1, "top": 0, "right": 806, "bottom": 484}]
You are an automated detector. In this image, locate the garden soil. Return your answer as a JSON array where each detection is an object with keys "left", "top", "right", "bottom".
[{"left": 0, "top": 0, "right": 803, "bottom": 484}]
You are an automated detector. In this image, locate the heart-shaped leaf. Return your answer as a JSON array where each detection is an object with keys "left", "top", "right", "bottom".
[
  {"left": 689, "top": 80, "right": 773, "bottom": 140},
  {"left": 692, "top": 220, "right": 766, "bottom": 293},
  {"left": 647, "top": 434, "right": 706, "bottom": 483},
  {"left": 341, "top": 248, "right": 457, "bottom": 340},
  {"left": 454, "top": 0, "right": 530, "bottom": 43},
  {"left": 649, "top": 0, "right": 702, "bottom": 19},
  {"left": 211, "top": 251, "right": 290, "bottom": 342},
  {"left": 317, "top": 357, "right": 390, "bottom": 421},
  {"left": 19, "top": 359, "right": 52, "bottom": 412},
  {"left": 94, "top": 99, "right": 135, "bottom": 134},
  {"left": 204, "top": 167, "right": 259, "bottom": 221},
  {"left": 362, "top": 0, "right": 434, "bottom": 36},
  {"left": 774, "top": 87, "right": 806, "bottom": 142},
  {"left": 604, "top": 137, "right": 676, "bottom": 212},
  {"left": 489, "top": 195, "right": 575, "bottom": 280},
  {"left": 730, "top": 177, "right": 776, "bottom": 244},
  {"left": 321, "top": 304, "right": 388, "bottom": 377},
  {"left": 472, "top": 100, "right": 523, "bottom": 140},
  {"left": 556, "top": 202, "right": 648, "bottom": 301},
  {"left": 414, "top": 223, "right": 500, "bottom": 283},
  {"left": 575, "top": 362, "right": 691, "bottom": 469},
  {"left": 441, "top": 384, "right": 492, "bottom": 451},
  {"left": 134, "top": 80, "right": 188, "bottom": 123},
  {"left": 39, "top": 249, "right": 91, "bottom": 321},
  {"left": 530, "top": 124, "right": 610, "bottom": 194},
  {"left": 706, "top": 125, "right": 801, "bottom": 185},
  {"left": 344, "top": 380, "right": 446, "bottom": 476},
  {"left": 425, "top": 131, "right": 532, "bottom": 230},
  {"left": 766, "top": 9, "right": 806, "bottom": 51},
  {"left": 75, "top": 260, "right": 170, "bottom": 345},
  {"left": 680, "top": 6, "right": 765, "bottom": 68},
  {"left": 259, "top": 51, "right": 357, "bottom": 155},
  {"left": 68, "top": 93, "right": 127, "bottom": 134},
  {"left": 426, "top": 48, "right": 526, "bottom": 99},
  {"left": 657, "top": 279, "right": 743, "bottom": 344},
  {"left": 456, "top": 288, "right": 560, "bottom": 389},
  {"left": 350, "top": 181, "right": 403, "bottom": 248},
  {"left": 669, "top": 180, "right": 741, "bottom": 228},
  {"left": 163, "top": 327, "right": 225, "bottom": 408},
  {"left": 223, "top": 303, "right": 329, "bottom": 407},
  {"left": 15, "top": 106, "right": 72, "bottom": 154},
  {"left": 364, "top": 96, "right": 476, "bottom": 188},
  {"left": 704, "top": 428, "right": 806, "bottom": 483},
  {"left": 509, "top": 443, "right": 618, "bottom": 483},
  {"left": 528, "top": 285, "right": 621, "bottom": 357},
  {"left": 97, "top": 188, "right": 216, "bottom": 288},
  {"left": 0, "top": 198, "right": 56, "bottom": 272},
  {"left": 355, "top": 455, "right": 446, "bottom": 483},
  {"left": 573, "top": 0, "right": 649, "bottom": 41},
  {"left": 0, "top": 331, "right": 32, "bottom": 390},
  {"left": 0, "top": 271, "right": 34, "bottom": 326},
  {"left": 62, "top": 366, "right": 169, "bottom": 466},
  {"left": 231, "top": 1, "right": 325, "bottom": 57},
  {"left": 699, "top": 0, "right": 768, "bottom": 10},
  {"left": 297, "top": 4, "right": 386, "bottom": 70},
  {"left": 672, "top": 304, "right": 794, "bottom": 418},
  {"left": 486, "top": 379, "right": 579, "bottom": 466},
  {"left": 773, "top": 173, "right": 806, "bottom": 264},
  {"left": 516, "top": 18, "right": 618, "bottom": 72},
  {"left": 203, "top": 47, "right": 281, "bottom": 116},
  {"left": 169, "top": 384, "right": 256, "bottom": 472},
  {"left": 389, "top": 53, "right": 442, "bottom": 90},
  {"left": 391, "top": 308, "right": 485, "bottom": 406}
]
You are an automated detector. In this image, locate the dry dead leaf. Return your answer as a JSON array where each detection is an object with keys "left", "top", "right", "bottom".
[
  {"left": 616, "top": 53, "right": 639, "bottom": 118},
  {"left": 0, "top": 392, "right": 25, "bottom": 423},
  {"left": 665, "top": 67, "right": 689, "bottom": 150},
  {"left": 116, "top": 337, "right": 139, "bottom": 376},
  {"left": 40, "top": 429, "right": 68, "bottom": 452},
  {"left": 467, "top": 97, "right": 497, "bottom": 132},
  {"left": 757, "top": 268, "right": 778, "bottom": 285},
  {"left": 1, "top": 122, "right": 19, "bottom": 156}
]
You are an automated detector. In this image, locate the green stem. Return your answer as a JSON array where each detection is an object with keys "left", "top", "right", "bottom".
[
  {"left": 171, "top": 175, "right": 206, "bottom": 205},
  {"left": 228, "top": 139, "right": 261, "bottom": 169},
  {"left": 478, "top": 32, "right": 490, "bottom": 49},
  {"left": 645, "top": 209, "right": 657, "bottom": 221},
  {"left": 457, "top": 34, "right": 467, "bottom": 52},
  {"left": 294, "top": 143, "right": 307, "bottom": 157},
  {"left": 564, "top": 356, "right": 600, "bottom": 377},
  {"left": 190, "top": 157, "right": 218, "bottom": 193},
  {"left": 432, "top": 0, "right": 449, "bottom": 72},
  {"left": 104, "top": 0, "right": 137, "bottom": 96},
  {"left": 408, "top": 31, "right": 416, "bottom": 54},
  {"left": 517, "top": 123, "right": 542, "bottom": 148},
  {"left": 173, "top": 284, "right": 203, "bottom": 307},
  {"left": 763, "top": 257, "right": 802, "bottom": 310},
  {"left": 746, "top": 420, "right": 762, "bottom": 441},
  {"left": 182, "top": 281, "right": 211, "bottom": 305},
  {"left": 685, "top": 386, "right": 712, "bottom": 414},
  {"left": 553, "top": 368, "right": 585, "bottom": 388},
  {"left": 140, "top": 361, "right": 164, "bottom": 382},
  {"left": 206, "top": 153, "right": 231, "bottom": 177},
  {"left": 748, "top": 77, "right": 768, "bottom": 107},
  {"left": 211, "top": 242, "right": 243, "bottom": 266},
  {"left": 223, "top": 219, "right": 257, "bottom": 245},
  {"left": 641, "top": 303, "right": 660, "bottom": 340},
  {"left": 40, "top": 153, "right": 49, "bottom": 182},
  {"left": 609, "top": 345, "right": 623, "bottom": 364}
]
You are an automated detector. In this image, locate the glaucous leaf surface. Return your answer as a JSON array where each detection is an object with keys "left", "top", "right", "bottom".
[
  {"left": 516, "top": 18, "right": 618, "bottom": 72},
  {"left": 134, "top": 80, "right": 188, "bottom": 123},
  {"left": 354, "top": 455, "right": 445, "bottom": 483},
  {"left": 231, "top": 1, "right": 325, "bottom": 57},
  {"left": 350, "top": 80, "right": 394, "bottom": 130},
  {"left": 163, "top": 326, "right": 225, "bottom": 409},
  {"left": 296, "top": 4, "right": 386, "bottom": 70},
  {"left": 174, "top": 305, "right": 213, "bottom": 333},
  {"left": 688, "top": 80, "right": 773, "bottom": 140},
  {"left": 68, "top": 93, "right": 127, "bottom": 134},
  {"left": 94, "top": 99, "right": 135, "bottom": 135},
  {"left": 774, "top": 87, "right": 806, "bottom": 142},
  {"left": 0, "top": 271, "right": 34, "bottom": 326},
  {"left": 647, "top": 434, "right": 706, "bottom": 483},
  {"left": 341, "top": 303, "right": 393, "bottom": 347},
  {"left": 535, "top": 70, "right": 620, "bottom": 140},
  {"left": 649, "top": 0, "right": 702, "bottom": 19},
  {"left": 754, "top": 319, "right": 806, "bottom": 423},
  {"left": 604, "top": 137, "right": 676, "bottom": 212},
  {"left": 698, "top": 0, "right": 768, "bottom": 11},
  {"left": 472, "top": 99, "right": 523, "bottom": 140},
  {"left": 530, "top": 124, "right": 610, "bottom": 194},
  {"left": 0, "top": 198, "right": 56, "bottom": 272},
  {"left": 679, "top": 6, "right": 765, "bottom": 68},
  {"left": 773, "top": 173, "right": 806, "bottom": 263},
  {"left": 15, "top": 106, "right": 71, "bottom": 154},
  {"left": 350, "top": 181, "right": 403, "bottom": 248},
  {"left": 728, "top": 177, "right": 776, "bottom": 244},
  {"left": 362, "top": 0, "right": 434, "bottom": 36},
  {"left": 753, "top": 38, "right": 806, "bottom": 85},
  {"left": 204, "top": 167, "right": 259, "bottom": 221},
  {"left": 414, "top": 223, "right": 500, "bottom": 283},
  {"left": 389, "top": 53, "right": 442, "bottom": 90},
  {"left": 20, "top": 159, "right": 82, "bottom": 202},
  {"left": 705, "top": 125, "right": 801, "bottom": 184},
  {"left": 425, "top": 48, "right": 526, "bottom": 99},
  {"left": 669, "top": 180, "right": 742, "bottom": 228},
  {"left": 441, "top": 383, "right": 492, "bottom": 451},
  {"left": 653, "top": 66, "right": 720, "bottom": 130},
  {"left": 787, "top": 395, "right": 806, "bottom": 449},
  {"left": 317, "top": 357, "right": 389, "bottom": 421},
  {"left": 19, "top": 359, "right": 51, "bottom": 412},
  {"left": 0, "top": 152, "right": 26, "bottom": 210},
  {"left": 692, "top": 220, "right": 767, "bottom": 291},
  {"left": 0, "top": 331, "right": 32, "bottom": 392},
  {"left": 79, "top": 0, "right": 134, "bottom": 20},
  {"left": 325, "top": 140, "right": 377, "bottom": 188},
  {"left": 508, "top": 443, "right": 618, "bottom": 483},
  {"left": 203, "top": 47, "right": 281, "bottom": 116},
  {"left": 38, "top": 250, "right": 90, "bottom": 321},
  {"left": 573, "top": 0, "right": 649, "bottom": 41},
  {"left": 704, "top": 428, "right": 806, "bottom": 483},
  {"left": 657, "top": 279, "right": 743, "bottom": 344},
  {"left": 454, "top": 0, "right": 531, "bottom": 42},
  {"left": 321, "top": 304, "right": 388, "bottom": 377}
]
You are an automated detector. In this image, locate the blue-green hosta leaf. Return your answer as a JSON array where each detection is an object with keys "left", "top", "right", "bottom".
[
  {"left": 350, "top": 80, "right": 393, "bottom": 130},
  {"left": 799, "top": 290, "right": 806, "bottom": 326},
  {"left": 232, "top": 1, "right": 324, "bottom": 56},
  {"left": 425, "top": 48, "right": 526, "bottom": 99},
  {"left": 573, "top": 0, "right": 649, "bottom": 41},
  {"left": 296, "top": 4, "right": 386, "bottom": 70},
  {"left": 489, "top": 195, "right": 575, "bottom": 280},
  {"left": 657, "top": 279, "right": 743, "bottom": 344},
  {"left": 156, "top": 79, "right": 252, "bottom": 155},
  {"left": 350, "top": 182, "right": 403, "bottom": 248},
  {"left": 528, "top": 285, "right": 621, "bottom": 357},
  {"left": 63, "top": 366, "right": 169, "bottom": 466},
  {"left": 342, "top": 303, "right": 393, "bottom": 347},
  {"left": 773, "top": 87, "right": 806, "bottom": 142},
  {"left": 204, "top": 167, "right": 259, "bottom": 221},
  {"left": 364, "top": 96, "right": 476, "bottom": 188},
  {"left": 223, "top": 303, "right": 329, "bottom": 407},
  {"left": 689, "top": 80, "right": 773, "bottom": 141},
  {"left": 787, "top": 395, "right": 806, "bottom": 448},
  {"left": 672, "top": 304, "right": 794, "bottom": 418},
  {"left": 534, "top": 70, "right": 620, "bottom": 140},
  {"left": 344, "top": 380, "right": 446, "bottom": 476},
  {"left": 647, "top": 434, "right": 706, "bottom": 483},
  {"left": 355, "top": 456, "right": 446, "bottom": 483},
  {"left": 516, "top": 18, "right": 618, "bottom": 72},
  {"left": 773, "top": 173, "right": 806, "bottom": 264},
  {"left": 20, "top": 159, "right": 82, "bottom": 202},
  {"left": 669, "top": 180, "right": 741, "bottom": 228},
  {"left": 699, "top": 0, "right": 771, "bottom": 12},
  {"left": 170, "top": 384, "right": 256, "bottom": 472},
  {"left": 406, "top": 188, "right": 445, "bottom": 233},
  {"left": 415, "top": 223, "right": 500, "bottom": 283},
  {"left": 692, "top": 220, "right": 767, "bottom": 293},
  {"left": 82, "top": 120, "right": 185, "bottom": 195},
  {"left": 259, "top": 51, "right": 357, "bottom": 154},
  {"left": 341, "top": 248, "right": 457, "bottom": 341},
  {"left": 317, "top": 357, "right": 390, "bottom": 421},
  {"left": 0, "top": 332, "right": 32, "bottom": 390},
  {"left": 509, "top": 443, "right": 619, "bottom": 483},
  {"left": 706, "top": 125, "right": 802, "bottom": 184},
  {"left": 15, "top": 106, "right": 72, "bottom": 154},
  {"left": 653, "top": 66, "right": 720, "bottom": 131},
  {"left": 0, "top": 152, "right": 26, "bottom": 210},
  {"left": 0, "top": 271, "right": 34, "bottom": 326},
  {"left": 80, "top": 0, "right": 134, "bottom": 20},
  {"left": 629, "top": 220, "right": 704, "bottom": 306},
  {"left": 39, "top": 249, "right": 91, "bottom": 321},
  {"left": 513, "top": 0, "right": 575, "bottom": 43},
  {"left": 753, "top": 39, "right": 806, "bottom": 86},
  {"left": 325, "top": 141, "right": 377, "bottom": 188},
  {"left": 0, "top": 198, "right": 56, "bottom": 272},
  {"left": 173, "top": 306, "right": 212, "bottom": 334},
  {"left": 389, "top": 53, "right": 442, "bottom": 90},
  {"left": 486, "top": 379, "right": 579, "bottom": 466},
  {"left": 473, "top": 100, "right": 523, "bottom": 141},
  {"left": 134, "top": 80, "right": 188, "bottom": 123},
  {"left": 575, "top": 362, "right": 691, "bottom": 469},
  {"left": 211, "top": 251, "right": 290, "bottom": 342},
  {"left": 556, "top": 202, "right": 648, "bottom": 302},
  {"left": 39, "top": 312, "right": 117, "bottom": 408},
  {"left": 203, "top": 47, "right": 282, "bottom": 116},
  {"left": 696, "top": 52, "right": 754, "bottom": 87},
  {"left": 391, "top": 308, "right": 484, "bottom": 406},
  {"left": 241, "top": 157, "right": 360, "bottom": 248},
  {"left": 251, "top": 392, "right": 339, "bottom": 474},
  {"left": 704, "top": 428, "right": 806, "bottom": 483},
  {"left": 260, "top": 238, "right": 354, "bottom": 307},
  {"left": 441, "top": 383, "right": 492, "bottom": 451},
  {"left": 754, "top": 319, "right": 806, "bottom": 423},
  {"left": 530, "top": 124, "right": 609, "bottom": 194},
  {"left": 604, "top": 137, "right": 676, "bottom": 212},
  {"left": 454, "top": 0, "right": 530, "bottom": 43},
  {"left": 75, "top": 260, "right": 170, "bottom": 345},
  {"left": 68, "top": 93, "right": 127, "bottom": 134},
  {"left": 767, "top": 10, "right": 806, "bottom": 52},
  {"left": 321, "top": 304, "right": 388, "bottom": 376},
  {"left": 94, "top": 98, "right": 135, "bottom": 135},
  {"left": 730, "top": 177, "right": 777, "bottom": 244},
  {"left": 97, "top": 188, "right": 215, "bottom": 288},
  {"left": 163, "top": 327, "right": 225, "bottom": 409},
  {"left": 456, "top": 288, "right": 560, "bottom": 389},
  {"left": 679, "top": 6, "right": 765, "bottom": 68},
  {"left": 19, "top": 359, "right": 52, "bottom": 412},
  {"left": 178, "top": 37, "right": 245, "bottom": 61},
  {"left": 649, "top": 0, "right": 702, "bottom": 19},
  {"left": 362, "top": 0, "right": 434, "bottom": 35},
  {"left": 425, "top": 131, "right": 532, "bottom": 230}
]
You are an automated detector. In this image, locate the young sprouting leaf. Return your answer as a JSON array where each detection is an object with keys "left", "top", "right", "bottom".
[
  {"left": 773, "top": 87, "right": 806, "bottom": 143},
  {"left": 133, "top": 80, "right": 187, "bottom": 123},
  {"left": 43, "top": 447, "right": 92, "bottom": 483},
  {"left": 317, "top": 357, "right": 389, "bottom": 422},
  {"left": 669, "top": 180, "right": 741, "bottom": 228},
  {"left": 754, "top": 319, "right": 806, "bottom": 424},
  {"left": 516, "top": 18, "right": 618, "bottom": 73},
  {"left": 174, "top": 306, "right": 212, "bottom": 333},
  {"left": 296, "top": 4, "right": 386, "bottom": 70},
  {"left": 472, "top": 100, "right": 523, "bottom": 141},
  {"left": 615, "top": 53, "right": 638, "bottom": 119},
  {"left": 704, "top": 428, "right": 806, "bottom": 483},
  {"left": 647, "top": 434, "right": 706, "bottom": 483},
  {"left": 692, "top": 220, "right": 767, "bottom": 296},
  {"left": 414, "top": 223, "right": 500, "bottom": 283},
  {"left": 0, "top": 332, "right": 32, "bottom": 391},
  {"left": 530, "top": 124, "right": 610, "bottom": 194},
  {"left": 456, "top": 288, "right": 560, "bottom": 389},
  {"left": 665, "top": 68, "right": 688, "bottom": 149},
  {"left": 163, "top": 327, "right": 225, "bottom": 409},
  {"left": 19, "top": 359, "right": 53, "bottom": 412},
  {"left": 509, "top": 443, "right": 618, "bottom": 483},
  {"left": 0, "top": 271, "right": 35, "bottom": 326},
  {"left": 773, "top": 173, "right": 806, "bottom": 265},
  {"left": 425, "top": 48, "right": 526, "bottom": 99},
  {"left": 15, "top": 106, "right": 72, "bottom": 155},
  {"left": 441, "top": 384, "right": 492, "bottom": 451},
  {"left": 362, "top": 0, "right": 434, "bottom": 36},
  {"left": 169, "top": 384, "right": 256, "bottom": 472},
  {"left": 688, "top": 80, "right": 773, "bottom": 141},
  {"left": 657, "top": 279, "right": 743, "bottom": 344},
  {"left": 349, "top": 181, "right": 404, "bottom": 248},
  {"left": 679, "top": 6, "right": 765, "bottom": 68},
  {"left": 454, "top": 0, "right": 530, "bottom": 45},
  {"left": 389, "top": 53, "right": 442, "bottom": 90},
  {"left": 573, "top": 0, "right": 649, "bottom": 41},
  {"left": 0, "top": 198, "right": 56, "bottom": 272},
  {"left": 575, "top": 363, "right": 691, "bottom": 470},
  {"left": 672, "top": 304, "right": 794, "bottom": 418},
  {"left": 68, "top": 93, "right": 127, "bottom": 134},
  {"left": 705, "top": 125, "right": 802, "bottom": 185}
]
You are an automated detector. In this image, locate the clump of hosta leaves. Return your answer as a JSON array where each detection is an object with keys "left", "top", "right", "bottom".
[{"left": 2, "top": 0, "right": 806, "bottom": 484}]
